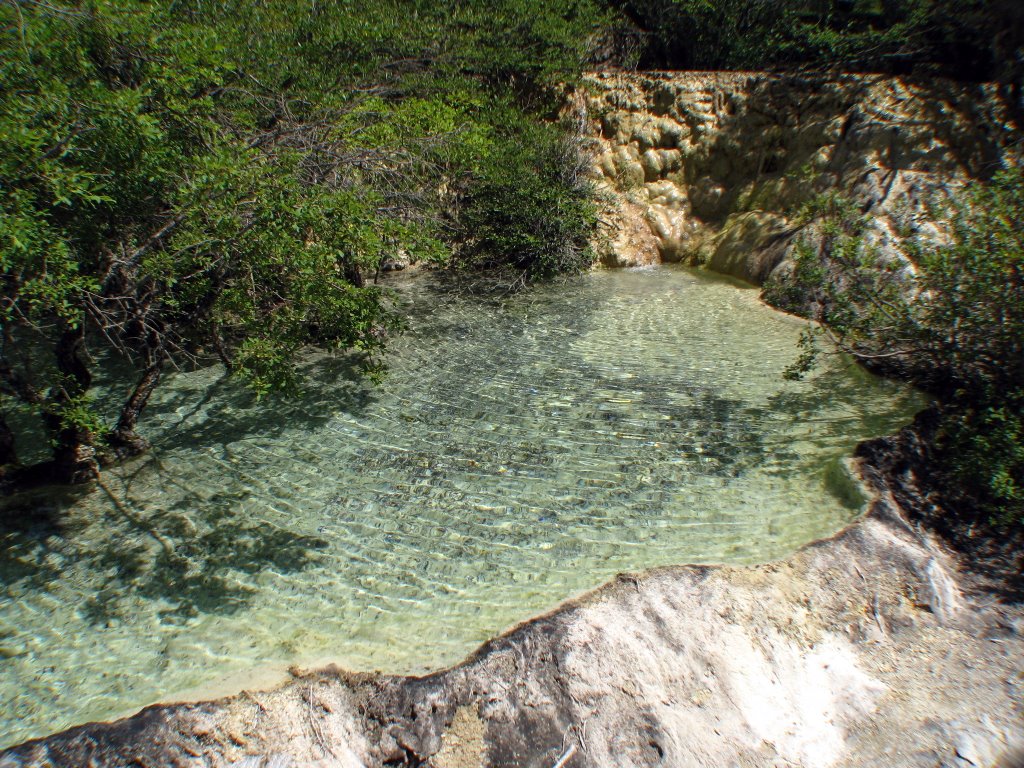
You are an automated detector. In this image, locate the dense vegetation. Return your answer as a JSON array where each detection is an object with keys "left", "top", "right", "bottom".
[
  {"left": 0, "top": 0, "right": 606, "bottom": 484},
  {"left": 615, "top": 0, "right": 1023, "bottom": 100},
  {"left": 1, "top": 0, "right": 1021, "bottom": 536},
  {"left": 777, "top": 172, "right": 1024, "bottom": 524}
]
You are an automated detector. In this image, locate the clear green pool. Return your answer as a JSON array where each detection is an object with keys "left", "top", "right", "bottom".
[{"left": 0, "top": 266, "right": 924, "bottom": 748}]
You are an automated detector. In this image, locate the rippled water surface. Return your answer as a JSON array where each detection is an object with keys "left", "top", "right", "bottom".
[{"left": 0, "top": 266, "right": 924, "bottom": 747}]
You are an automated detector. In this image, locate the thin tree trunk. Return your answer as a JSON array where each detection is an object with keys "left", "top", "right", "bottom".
[
  {"left": 0, "top": 414, "right": 16, "bottom": 469},
  {"left": 344, "top": 260, "right": 364, "bottom": 288},
  {"left": 43, "top": 325, "right": 98, "bottom": 484},
  {"left": 107, "top": 357, "right": 164, "bottom": 458}
]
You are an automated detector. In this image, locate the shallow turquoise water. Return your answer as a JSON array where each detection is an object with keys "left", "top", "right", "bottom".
[{"left": 0, "top": 266, "right": 923, "bottom": 748}]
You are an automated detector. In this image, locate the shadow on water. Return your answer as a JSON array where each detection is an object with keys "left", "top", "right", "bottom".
[
  {"left": 577, "top": 362, "right": 771, "bottom": 485},
  {"left": 760, "top": 360, "right": 926, "bottom": 501},
  {"left": 0, "top": 354, "right": 369, "bottom": 624},
  {"left": 0, "top": 468, "right": 330, "bottom": 624},
  {"left": 766, "top": 359, "right": 923, "bottom": 439},
  {"left": 143, "top": 352, "right": 376, "bottom": 454},
  {"left": 0, "top": 266, "right": 935, "bottom": 750},
  {"left": 0, "top": 276, "right": 604, "bottom": 630}
]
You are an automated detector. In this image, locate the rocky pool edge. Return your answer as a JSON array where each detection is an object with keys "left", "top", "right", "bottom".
[{"left": 3, "top": 416, "right": 1023, "bottom": 768}]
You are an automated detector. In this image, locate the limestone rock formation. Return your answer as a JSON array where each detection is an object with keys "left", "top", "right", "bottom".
[{"left": 582, "top": 72, "right": 1017, "bottom": 284}]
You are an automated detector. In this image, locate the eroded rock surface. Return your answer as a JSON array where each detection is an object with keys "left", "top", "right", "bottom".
[{"left": 582, "top": 71, "right": 1018, "bottom": 284}]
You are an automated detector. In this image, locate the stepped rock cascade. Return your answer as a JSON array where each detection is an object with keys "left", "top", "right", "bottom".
[{"left": 580, "top": 71, "right": 1017, "bottom": 284}]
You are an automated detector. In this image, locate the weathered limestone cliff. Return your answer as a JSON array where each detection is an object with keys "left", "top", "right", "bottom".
[{"left": 582, "top": 72, "right": 1016, "bottom": 285}]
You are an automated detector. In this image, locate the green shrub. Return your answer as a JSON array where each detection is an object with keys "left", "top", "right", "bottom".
[
  {"left": 613, "top": 0, "right": 1023, "bottom": 92},
  {"left": 780, "top": 171, "right": 1024, "bottom": 523},
  {"left": 0, "top": 0, "right": 608, "bottom": 482},
  {"left": 458, "top": 120, "right": 597, "bottom": 277}
]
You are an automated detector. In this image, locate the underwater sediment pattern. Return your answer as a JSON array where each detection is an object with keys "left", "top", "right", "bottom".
[{"left": 0, "top": 267, "right": 923, "bottom": 747}]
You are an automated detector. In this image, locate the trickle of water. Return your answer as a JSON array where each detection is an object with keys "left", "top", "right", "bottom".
[{"left": 0, "top": 266, "right": 924, "bottom": 748}]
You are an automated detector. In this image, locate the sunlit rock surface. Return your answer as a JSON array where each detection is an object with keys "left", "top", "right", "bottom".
[{"left": 581, "top": 71, "right": 1018, "bottom": 282}]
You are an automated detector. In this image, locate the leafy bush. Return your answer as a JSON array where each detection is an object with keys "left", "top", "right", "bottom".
[
  {"left": 458, "top": 120, "right": 597, "bottom": 277},
  {"left": 0, "top": 0, "right": 609, "bottom": 483},
  {"left": 613, "top": 0, "right": 1024, "bottom": 94},
  {"left": 778, "top": 171, "right": 1024, "bottom": 523}
]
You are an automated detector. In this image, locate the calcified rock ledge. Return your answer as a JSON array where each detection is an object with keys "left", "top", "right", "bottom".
[{"left": 2, "top": 432, "right": 1023, "bottom": 768}]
